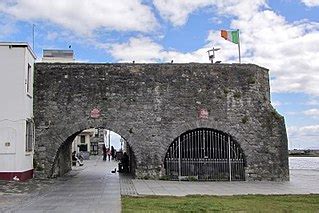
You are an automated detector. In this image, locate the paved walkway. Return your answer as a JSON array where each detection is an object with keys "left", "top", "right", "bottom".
[
  {"left": 3, "top": 157, "right": 121, "bottom": 213},
  {"left": 130, "top": 169, "right": 319, "bottom": 196},
  {"left": 2, "top": 158, "right": 319, "bottom": 212}
]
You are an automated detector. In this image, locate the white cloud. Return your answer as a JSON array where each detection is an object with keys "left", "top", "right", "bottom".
[
  {"left": 0, "top": 0, "right": 157, "bottom": 34},
  {"left": 109, "top": 36, "right": 209, "bottom": 63},
  {"left": 108, "top": 10, "right": 319, "bottom": 97},
  {"left": 0, "top": 22, "right": 16, "bottom": 37},
  {"left": 233, "top": 11, "right": 319, "bottom": 96},
  {"left": 306, "top": 99, "right": 319, "bottom": 106},
  {"left": 288, "top": 125, "right": 319, "bottom": 149},
  {"left": 153, "top": 1, "right": 319, "bottom": 96},
  {"left": 303, "top": 108, "right": 319, "bottom": 117},
  {"left": 107, "top": 29, "right": 247, "bottom": 64},
  {"left": 0, "top": 14, "right": 17, "bottom": 38},
  {"left": 46, "top": 32, "right": 59, "bottom": 41},
  {"left": 286, "top": 111, "right": 298, "bottom": 116},
  {"left": 153, "top": 0, "right": 212, "bottom": 26},
  {"left": 4, "top": 0, "right": 316, "bottom": 97},
  {"left": 301, "top": 0, "right": 319, "bottom": 7},
  {"left": 248, "top": 21, "right": 319, "bottom": 95},
  {"left": 272, "top": 100, "right": 282, "bottom": 107},
  {"left": 153, "top": 0, "right": 267, "bottom": 26}
]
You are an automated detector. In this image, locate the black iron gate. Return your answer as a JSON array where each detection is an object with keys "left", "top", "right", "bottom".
[{"left": 164, "top": 128, "right": 245, "bottom": 181}]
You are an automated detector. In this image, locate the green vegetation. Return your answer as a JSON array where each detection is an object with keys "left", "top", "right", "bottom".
[
  {"left": 289, "top": 150, "right": 319, "bottom": 157},
  {"left": 241, "top": 116, "right": 248, "bottom": 124},
  {"left": 159, "top": 175, "right": 170, "bottom": 181},
  {"left": 223, "top": 88, "right": 229, "bottom": 95},
  {"left": 248, "top": 76, "right": 256, "bottom": 84},
  {"left": 122, "top": 194, "right": 319, "bottom": 212},
  {"left": 271, "top": 110, "right": 282, "bottom": 121},
  {"left": 33, "top": 159, "right": 44, "bottom": 171},
  {"left": 180, "top": 176, "right": 198, "bottom": 181},
  {"left": 233, "top": 91, "right": 241, "bottom": 99}
]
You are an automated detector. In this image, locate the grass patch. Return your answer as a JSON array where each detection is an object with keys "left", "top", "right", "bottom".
[{"left": 122, "top": 194, "right": 319, "bottom": 212}]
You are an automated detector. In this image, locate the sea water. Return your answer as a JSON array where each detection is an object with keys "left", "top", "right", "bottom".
[{"left": 289, "top": 157, "right": 319, "bottom": 170}]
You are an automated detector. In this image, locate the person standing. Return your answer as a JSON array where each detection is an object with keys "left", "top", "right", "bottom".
[
  {"left": 111, "top": 146, "right": 115, "bottom": 160},
  {"left": 102, "top": 144, "right": 107, "bottom": 161},
  {"left": 122, "top": 152, "right": 129, "bottom": 173},
  {"left": 107, "top": 148, "right": 111, "bottom": 161}
]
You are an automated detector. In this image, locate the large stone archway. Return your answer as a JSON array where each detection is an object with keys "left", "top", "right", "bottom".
[
  {"left": 164, "top": 128, "right": 246, "bottom": 181},
  {"left": 34, "top": 63, "right": 289, "bottom": 181}
]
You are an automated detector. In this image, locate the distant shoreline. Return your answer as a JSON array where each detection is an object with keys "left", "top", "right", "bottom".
[
  {"left": 288, "top": 149, "right": 319, "bottom": 157},
  {"left": 289, "top": 154, "right": 319, "bottom": 157}
]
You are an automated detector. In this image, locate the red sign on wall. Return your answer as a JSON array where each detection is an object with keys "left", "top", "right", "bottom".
[
  {"left": 198, "top": 108, "right": 209, "bottom": 119},
  {"left": 90, "top": 108, "right": 101, "bottom": 119}
]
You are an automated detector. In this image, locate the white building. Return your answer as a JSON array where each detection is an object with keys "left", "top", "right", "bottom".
[
  {"left": 0, "top": 42, "right": 36, "bottom": 181},
  {"left": 72, "top": 128, "right": 96, "bottom": 156},
  {"left": 72, "top": 128, "right": 106, "bottom": 156}
]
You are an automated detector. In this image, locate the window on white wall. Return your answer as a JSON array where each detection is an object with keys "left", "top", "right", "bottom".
[
  {"left": 80, "top": 135, "right": 85, "bottom": 143},
  {"left": 26, "top": 63, "right": 32, "bottom": 94},
  {"left": 25, "top": 120, "right": 34, "bottom": 152}
]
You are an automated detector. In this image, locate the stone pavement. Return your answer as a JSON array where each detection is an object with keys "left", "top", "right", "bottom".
[
  {"left": 130, "top": 169, "right": 319, "bottom": 196},
  {"left": 1, "top": 157, "right": 319, "bottom": 212},
  {"left": 0, "top": 178, "right": 55, "bottom": 211},
  {"left": 1, "top": 156, "right": 121, "bottom": 213}
]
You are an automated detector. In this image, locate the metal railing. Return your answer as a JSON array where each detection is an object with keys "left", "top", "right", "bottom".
[{"left": 165, "top": 128, "right": 245, "bottom": 181}]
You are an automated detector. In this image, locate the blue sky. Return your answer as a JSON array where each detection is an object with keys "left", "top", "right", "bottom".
[{"left": 1, "top": 0, "right": 318, "bottom": 149}]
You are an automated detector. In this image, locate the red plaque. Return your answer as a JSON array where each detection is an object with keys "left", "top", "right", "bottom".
[
  {"left": 198, "top": 108, "right": 209, "bottom": 119},
  {"left": 90, "top": 108, "right": 101, "bottom": 119}
]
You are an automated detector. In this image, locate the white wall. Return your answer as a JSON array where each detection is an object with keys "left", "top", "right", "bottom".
[
  {"left": 73, "top": 134, "right": 91, "bottom": 152},
  {"left": 0, "top": 44, "right": 35, "bottom": 173}
]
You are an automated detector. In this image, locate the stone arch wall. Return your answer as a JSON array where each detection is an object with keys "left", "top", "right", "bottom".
[
  {"left": 159, "top": 114, "right": 288, "bottom": 181},
  {"left": 164, "top": 127, "right": 247, "bottom": 180},
  {"left": 35, "top": 120, "right": 139, "bottom": 178},
  {"left": 34, "top": 63, "right": 289, "bottom": 181}
]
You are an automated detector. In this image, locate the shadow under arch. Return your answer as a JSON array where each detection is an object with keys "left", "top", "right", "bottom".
[
  {"left": 163, "top": 127, "right": 246, "bottom": 181},
  {"left": 49, "top": 127, "right": 137, "bottom": 178}
]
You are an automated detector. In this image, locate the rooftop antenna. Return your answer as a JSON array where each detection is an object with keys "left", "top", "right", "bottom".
[
  {"left": 207, "top": 47, "right": 220, "bottom": 63},
  {"left": 32, "top": 24, "right": 35, "bottom": 51}
]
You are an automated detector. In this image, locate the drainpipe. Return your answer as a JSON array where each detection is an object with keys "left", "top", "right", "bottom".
[
  {"left": 228, "top": 135, "right": 232, "bottom": 181},
  {"left": 178, "top": 137, "right": 181, "bottom": 181}
]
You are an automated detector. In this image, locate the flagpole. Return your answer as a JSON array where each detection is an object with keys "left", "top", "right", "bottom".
[{"left": 237, "top": 29, "right": 241, "bottom": 63}]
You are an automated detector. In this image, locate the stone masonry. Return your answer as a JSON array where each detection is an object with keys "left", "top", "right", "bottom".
[{"left": 33, "top": 63, "right": 289, "bottom": 181}]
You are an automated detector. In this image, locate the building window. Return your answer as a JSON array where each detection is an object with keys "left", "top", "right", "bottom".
[
  {"left": 80, "top": 135, "right": 85, "bottom": 143},
  {"left": 26, "top": 63, "right": 32, "bottom": 94},
  {"left": 78, "top": 144, "right": 88, "bottom": 152},
  {"left": 26, "top": 120, "right": 34, "bottom": 152}
]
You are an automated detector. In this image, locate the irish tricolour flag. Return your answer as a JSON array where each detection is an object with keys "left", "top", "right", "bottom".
[
  {"left": 221, "top": 30, "right": 239, "bottom": 44},
  {"left": 220, "top": 29, "right": 241, "bottom": 63}
]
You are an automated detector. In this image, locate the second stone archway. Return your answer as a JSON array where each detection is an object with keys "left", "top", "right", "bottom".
[{"left": 164, "top": 128, "right": 246, "bottom": 181}]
